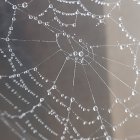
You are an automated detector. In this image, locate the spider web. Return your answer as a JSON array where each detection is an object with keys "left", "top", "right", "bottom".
[{"left": 0, "top": 0, "right": 140, "bottom": 140}]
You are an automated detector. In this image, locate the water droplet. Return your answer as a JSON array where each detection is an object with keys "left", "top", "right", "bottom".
[
  {"left": 22, "top": 2, "right": 28, "bottom": 8},
  {"left": 79, "top": 51, "right": 84, "bottom": 57},
  {"left": 106, "top": 135, "right": 111, "bottom": 140},
  {"left": 49, "top": 4, "right": 53, "bottom": 8},
  {"left": 12, "top": 17, "right": 16, "bottom": 21},
  {"left": 93, "top": 106, "right": 98, "bottom": 111},
  {"left": 40, "top": 98, "right": 44, "bottom": 102},
  {"left": 101, "top": 125, "right": 105, "bottom": 129},
  {"left": 52, "top": 85, "right": 57, "bottom": 89},
  {"left": 12, "top": 5, "right": 17, "bottom": 9},
  {"left": 28, "top": 15, "right": 33, "bottom": 19},
  {"left": 73, "top": 51, "right": 78, "bottom": 56},
  {"left": 97, "top": 115, "right": 101, "bottom": 120},
  {"left": 71, "top": 97, "right": 75, "bottom": 102}
]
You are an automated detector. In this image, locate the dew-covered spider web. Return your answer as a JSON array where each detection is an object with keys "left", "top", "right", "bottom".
[{"left": 0, "top": 0, "right": 140, "bottom": 140}]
